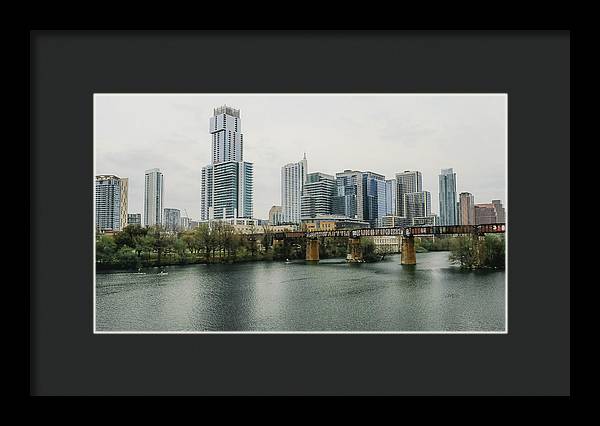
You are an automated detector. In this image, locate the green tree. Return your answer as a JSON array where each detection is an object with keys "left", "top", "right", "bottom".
[
  {"left": 96, "top": 235, "right": 117, "bottom": 264},
  {"left": 449, "top": 236, "right": 481, "bottom": 269},
  {"left": 483, "top": 234, "right": 505, "bottom": 269},
  {"left": 173, "top": 238, "right": 188, "bottom": 264},
  {"left": 114, "top": 224, "right": 147, "bottom": 250},
  {"left": 140, "top": 234, "right": 155, "bottom": 264},
  {"left": 147, "top": 226, "right": 170, "bottom": 266},
  {"left": 196, "top": 223, "right": 215, "bottom": 262},
  {"left": 360, "top": 238, "right": 378, "bottom": 262},
  {"left": 116, "top": 245, "right": 137, "bottom": 268},
  {"left": 261, "top": 226, "right": 273, "bottom": 254}
]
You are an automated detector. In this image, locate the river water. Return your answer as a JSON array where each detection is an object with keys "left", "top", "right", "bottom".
[{"left": 95, "top": 252, "right": 505, "bottom": 332}]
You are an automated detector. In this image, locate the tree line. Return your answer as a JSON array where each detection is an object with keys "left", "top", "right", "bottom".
[
  {"left": 448, "top": 234, "right": 505, "bottom": 269},
  {"left": 96, "top": 224, "right": 363, "bottom": 269},
  {"left": 96, "top": 224, "right": 505, "bottom": 270}
]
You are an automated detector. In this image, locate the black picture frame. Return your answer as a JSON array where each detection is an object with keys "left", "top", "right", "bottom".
[{"left": 30, "top": 30, "right": 571, "bottom": 396}]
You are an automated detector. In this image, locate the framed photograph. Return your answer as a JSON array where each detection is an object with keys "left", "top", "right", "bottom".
[
  {"left": 30, "top": 30, "right": 570, "bottom": 396},
  {"left": 93, "top": 93, "right": 507, "bottom": 334}
]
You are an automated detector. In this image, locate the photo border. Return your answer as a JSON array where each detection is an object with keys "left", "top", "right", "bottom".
[{"left": 93, "top": 92, "right": 509, "bottom": 335}]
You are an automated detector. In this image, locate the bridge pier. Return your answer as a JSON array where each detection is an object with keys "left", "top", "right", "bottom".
[
  {"left": 400, "top": 235, "right": 416, "bottom": 265},
  {"left": 347, "top": 238, "right": 363, "bottom": 262},
  {"left": 306, "top": 239, "right": 320, "bottom": 263},
  {"left": 473, "top": 233, "right": 486, "bottom": 268}
]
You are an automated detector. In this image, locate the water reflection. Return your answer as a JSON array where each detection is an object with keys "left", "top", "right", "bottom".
[{"left": 96, "top": 252, "right": 505, "bottom": 332}]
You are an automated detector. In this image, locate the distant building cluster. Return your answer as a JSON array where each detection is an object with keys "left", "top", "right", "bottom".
[
  {"left": 95, "top": 105, "right": 505, "bottom": 234},
  {"left": 277, "top": 158, "right": 502, "bottom": 232}
]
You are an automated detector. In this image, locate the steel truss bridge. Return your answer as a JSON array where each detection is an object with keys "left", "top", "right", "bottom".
[
  {"left": 273, "top": 223, "right": 506, "bottom": 241},
  {"left": 268, "top": 223, "right": 506, "bottom": 265}
]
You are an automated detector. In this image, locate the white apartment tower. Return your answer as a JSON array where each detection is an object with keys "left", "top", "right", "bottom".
[
  {"left": 201, "top": 106, "right": 254, "bottom": 221},
  {"left": 95, "top": 175, "right": 128, "bottom": 231},
  {"left": 209, "top": 105, "right": 243, "bottom": 164},
  {"left": 144, "top": 168, "right": 164, "bottom": 227},
  {"left": 281, "top": 154, "right": 308, "bottom": 224}
]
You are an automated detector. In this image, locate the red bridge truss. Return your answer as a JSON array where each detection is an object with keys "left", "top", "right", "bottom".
[{"left": 272, "top": 223, "right": 506, "bottom": 240}]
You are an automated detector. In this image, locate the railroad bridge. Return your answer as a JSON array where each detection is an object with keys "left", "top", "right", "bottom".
[{"left": 269, "top": 223, "right": 506, "bottom": 265}]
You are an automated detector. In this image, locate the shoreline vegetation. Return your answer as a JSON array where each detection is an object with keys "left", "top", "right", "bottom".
[{"left": 95, "top": 224, "right": 505, "bottom": 271}]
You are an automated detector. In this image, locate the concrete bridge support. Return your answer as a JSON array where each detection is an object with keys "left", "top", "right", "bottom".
[
  {"left": 474, "top": 234, "right": 486, "bottom": 268},
  {"left": 306, "top": 239, "right": 320, "bottom": 263},
  {"left": 347, "top": 238, "right": 363, "bottom": 262},
  {"left": 400, "top": 235, "right": 416, "bottom": 265}
]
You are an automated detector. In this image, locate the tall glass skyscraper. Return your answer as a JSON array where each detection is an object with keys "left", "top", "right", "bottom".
[
  {"left": 201, "top": 106, "right": 254, "bottom": 220},
  {"left": 281, "top": 154, "right": 307, "bottom": 224},
  {"left": 95, "top": 175, "right": 128, "bottom": 231},
  {"left": 333, "top": 170, "right": 386, "bottom": 226},
  {"left": 363, "top": 171, "right": 386, "bottom": 227},
  {"left": 333, "top": 170, "right": 362, "bottom": 220},
  {"left": 404, "top": 191, "right": 432, "bottom": 219},
  {"left": 439, "top": 168, "right": 458, "bottom": 225},
  {"left": 144, "top": 168, "right": 163, "bottom": 227},
  {"left": 301, "top": 172, "right": 335, "bottom": 219},
  {"left": 385, "top": 179, "right": 398, "bottom": 216}
]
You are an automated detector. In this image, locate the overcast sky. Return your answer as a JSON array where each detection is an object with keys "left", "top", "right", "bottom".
[{"left": 95, "top": 94, "right": 506, "bottom": 221}]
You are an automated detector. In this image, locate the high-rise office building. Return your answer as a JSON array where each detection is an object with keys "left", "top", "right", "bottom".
[
  {"left": 492, "top": 199, "right": 506, "bottom": 223},
  {"left": 333, "top": 170, "right": 363, "bottom": 220},
  {"left": 95, "top": 175, "right": 128, "bottom": 231},
  {"left": 127, "top": 213, "right": 141, "bottom": 227},
  {"left": 144, "top": 168, "right": 164, "bottom": 227},
  {"left": 333, "top": 170, "right": 386, "bottom": 226},
  {"left": 301, "top": 172, "right": 336, "bottom": 219},
  {"left": 474, "top": 200, "right": 506, "bottom": 224},
  {"left": 201, "top": 106, "right": 254, "bottom": 221},
  {"left": 163, "top": 208, "right": 181, "bottom": 231},
  {"left": 474, "top": 203, "right": 497, "bottom": 224},
  {"left": 404, "top": 191, "right": 431, "bottom": 219},
  {"left": 439, "top": 168, "right": 458, "bottom": 226},
  {"left": 385, "top": 179, "right": 398, "bottom": 216},
  {"left": 268, "top": 206, "right": 284, "bottom": 225},
  {"left": 281, "top": 154, "right": 307, "bottom": 224},
  {"left": 395, "top": 171, "right": 422, "bottom": 217},
  {"left": 458, "top": 192, "right": 475, "bottom": 225},
  {"left": 363, "top": 171, "right": 387, "bottom": 227}
]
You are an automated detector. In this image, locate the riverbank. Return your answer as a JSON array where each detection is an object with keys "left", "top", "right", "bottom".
[{"left": 95, "top": 252, "right": 395, "bottom": 271}]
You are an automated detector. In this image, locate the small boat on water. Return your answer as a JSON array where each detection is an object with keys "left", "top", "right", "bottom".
[{"left": 285, "top": 258, "right": 292, "bottom": 264}]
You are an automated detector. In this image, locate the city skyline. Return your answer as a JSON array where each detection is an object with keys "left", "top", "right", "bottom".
[{"left": 95, "top": 94, "right": 507, "bottom": 221}]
